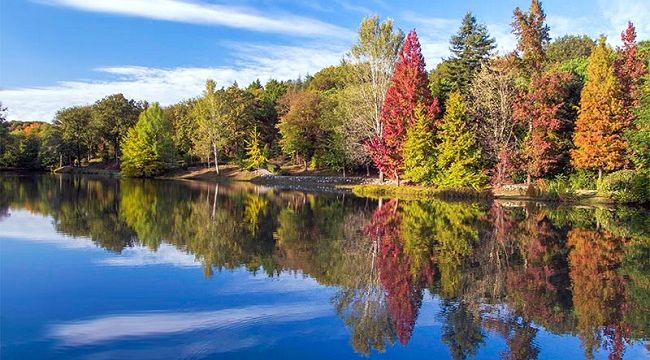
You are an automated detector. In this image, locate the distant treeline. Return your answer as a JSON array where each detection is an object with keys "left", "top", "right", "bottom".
[{"left": 1, "top": 0, "right": 649, "bottom": 195}]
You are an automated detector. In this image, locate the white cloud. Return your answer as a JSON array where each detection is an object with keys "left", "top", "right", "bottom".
[
  {"left": 0, "top": 43, "right": 345, "bottom": 121},
  {"left": 49, "top": 303, "right": 331, "bottom": 346},
  {"left": 98, "top": 243, "right": 201, "bottom": 267},
  {"left": 36, "top": 0, "right": 353, "bottom": 39},
  {"left": 0, "top": 209, "right": 97, "bottom": 248},
  {"left": 598, "top": 0, "right": 650, "bottom": 42}
]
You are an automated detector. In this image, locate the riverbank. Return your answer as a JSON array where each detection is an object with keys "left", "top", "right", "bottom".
[{"left": 41, "top": 165, "right": 646, "bottom": 204}]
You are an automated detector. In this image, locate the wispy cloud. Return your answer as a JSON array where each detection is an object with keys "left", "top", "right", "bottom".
[
  {"left": 0, "top": 42, "right": 345, "bottom": 121},
  {"left": 597, "top": 0, "right": 650, "bottom": 43},
  {"left": 49, "top": 303, "right": 331, "bottom": 346},
  {"left": 98, "top": 244, "right": 201, "bottom": 267},
  {"left": 36, "top": 0, "right": 353, "bottom": 39}
]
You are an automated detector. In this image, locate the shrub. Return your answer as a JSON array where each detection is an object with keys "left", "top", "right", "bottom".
[
  {"left": 600, "top": 170, "right": 649, "bottom": 204},
  {"left": 568, "top": 169, "right": 598, "bottom": 190}
]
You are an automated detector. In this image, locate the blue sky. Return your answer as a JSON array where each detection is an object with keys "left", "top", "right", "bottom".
[{"left": 1, "top": 0, "right": 648, "bottom": 121}]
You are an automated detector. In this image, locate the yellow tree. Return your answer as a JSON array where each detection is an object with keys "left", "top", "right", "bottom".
[{"left": 571, "top": 37, "right": 628, "bottom": 180}]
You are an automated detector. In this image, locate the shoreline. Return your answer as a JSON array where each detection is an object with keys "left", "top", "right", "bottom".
[{"left": 21, "top": 166, "right": 638, "bottom": 205}]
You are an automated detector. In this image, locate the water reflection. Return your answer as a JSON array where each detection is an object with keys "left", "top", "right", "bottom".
[{"left": 1, "top": 174, "right": 649, "bottom": 359}]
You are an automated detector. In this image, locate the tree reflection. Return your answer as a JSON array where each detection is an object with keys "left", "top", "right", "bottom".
[{"left": 1, "top": 174, "right": 648, "bottom": 358}]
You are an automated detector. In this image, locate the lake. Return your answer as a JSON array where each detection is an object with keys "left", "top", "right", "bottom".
[{"left": 0, "top": 174, "right": 648, "bottom": 359}]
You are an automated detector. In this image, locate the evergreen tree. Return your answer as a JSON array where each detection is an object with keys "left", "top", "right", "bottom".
[
  {"left": 402, "top": 104, "right": 436, "bottom": 184},
  {"left": 121, "top": 103, "right": 176, "bottom": 177},
  {"left": 244, "top": 126, "right": 268, "bottom": 170},
  {"left": 571, "top": 37, "right": 627, "bottom": 179},
  {"left": 434, "top": 92, "right": 486, "bottom": 189},
  {"left": 447, "top": 12, "right": 496, "bottom": 92}
]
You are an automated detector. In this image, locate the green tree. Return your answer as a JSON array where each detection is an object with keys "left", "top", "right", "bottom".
[
  {"left": 276, "top": 89, "right": 333, "bottom": 170},
  {"left": 435, "top": 92, "right": 486, "bottom": 189},
  {"left": 447, "top": 12, "right": 496, "bottom": 92},
  {"left": 53, "top": 105, "right": 93, "bottom": 165},
  {"left": 545, "top": 35, "right": 595, "bottom": 64},
  {"left": 164, "top": 99, "right": 197, "bottom": 163},
  {"left": 402, "top": 104, "right": 436, "bottom": 184},
  {"left": 244, "top": 126, "right": 268, "bottom": 170},
  {"left": 121, "top": 103, "right": 176, "bottom": 177},
  {"left": 192, "top": 80, "right": 252, "bottom": 174},
  {"left": 91, "top": 94, "right": 144, "bottom": 164},
  {"left": 629, "top": 77, "right": 650, "bottom": 172}
]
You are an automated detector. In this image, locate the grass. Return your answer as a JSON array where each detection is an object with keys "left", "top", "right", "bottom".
[{"left": 350, "top": 184, "right": 491, "bottom": 201}]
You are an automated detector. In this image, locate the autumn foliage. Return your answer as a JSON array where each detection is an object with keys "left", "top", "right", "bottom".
[
  {"left": 514, "top": 71, "right": 576, "bottom": 179},
  {"left": 367, "top": 30, "right": 439, "bottom": 182},
  {"left": 571, "top": 37, "right": 629, "bottom": 175}
]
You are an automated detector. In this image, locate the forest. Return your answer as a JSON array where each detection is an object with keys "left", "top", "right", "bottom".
[{"left": 1, "top": 0, "right": 649, "bottom": 201}]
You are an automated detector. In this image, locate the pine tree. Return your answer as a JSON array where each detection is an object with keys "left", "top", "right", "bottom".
[
  {"left": 571, "top": 37, "right": 627, "bottom": 179},
  {"left": 121, "top": 103, "right": 176, "bottom": 177},
  {"left": 402, "top": 104, "right": 436, "bottom": 184},
  {"left": 367, "top": 30, "right": 439, "bottom": 183},
  {"left": 512, "top": 0, "right": 550, "bottom": 76},
  {"left": 244, "top": 126, "right": 268, "bottom": 170},
  {"left": 448, "top": 12, "right": 496, "bottom": 92},
  {"left": 434, "top": 92, "right": 486, "bottom": 189}
]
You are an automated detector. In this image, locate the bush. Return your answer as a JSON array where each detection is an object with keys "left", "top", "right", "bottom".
[
  {"left": 568, "top": 169, "right": 598, "bottom": 190},
  {"left": 600, "top": 170, "right": 649, "bottom": 204}
]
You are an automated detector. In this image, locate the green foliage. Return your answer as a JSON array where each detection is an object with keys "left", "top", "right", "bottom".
[
  {"left": 164, "top": 99, "right": 197, "bottom": 163},
  {"left": 244, "top": 126, "right": 268, "bottom": 170},
  {"left": 402, "top": 104, "right": 436, "bottom": 184},
  {"left": 600, "top": 170, "right": 649, "bottom": 203},
  {"left": 53, "top": 105, "right": 93, "bottom": 165},
  {"left": 545, "top": 35, "right": 595, "bottom": 64},
  {"left": 91, "top": 94, "right": 144, "bottom": 162},
  {"left": 628, "top": 78, "right": 650, "bottom": 173},
  {"left": 568, "top": 169, "right": 599, "bottom": 190},
  {"left": 434, "top": 92, "right": 486, "bottom": 189},
  {"left": 121, "top": 103, "right": 176, "bottom": 177},
  {"left": 447, "top": 12, "right": 496, "bottom": 92}
]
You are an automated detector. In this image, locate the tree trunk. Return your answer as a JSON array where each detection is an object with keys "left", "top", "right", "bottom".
[
  {"left": 213, "top": 143, "right": 219, "bottom": 175},
  {"left": 303, "top": 158, "right": 307, "bottom": 171},
  {"left": 366, "top": 163, "right": 370, "bottom": 177},
  {"left": 526, "top": 173, "right": 531, "bottom": 185},
  {"left": 395, "top": 171, "right": 400, "bottom": 186},
  {"left": 379, "top": 170, "right": 384, "bottom": 183},
  {"left": 342, "top": 166, "right": 346, "bottom": 178},
  {"left": 598, "top": 168, "right": 603, "bottom": 184}
]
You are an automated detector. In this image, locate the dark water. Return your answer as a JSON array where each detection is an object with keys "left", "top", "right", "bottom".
[{"left": 0, "top": 174, "right": 648, "bottom": 360}]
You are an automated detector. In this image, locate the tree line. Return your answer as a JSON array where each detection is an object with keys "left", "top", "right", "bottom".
[{"left": 2, "top": 0, "right": 649, "bottom": 191}]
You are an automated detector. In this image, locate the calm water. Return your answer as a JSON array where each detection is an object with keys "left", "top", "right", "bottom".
[{"left": 0, "top": 174, "right": 648, "bottom": 360}]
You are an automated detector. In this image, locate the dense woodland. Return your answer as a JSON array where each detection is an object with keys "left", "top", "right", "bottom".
[{"left": 1, "top": 1, "right": 649, "bottom": 198}]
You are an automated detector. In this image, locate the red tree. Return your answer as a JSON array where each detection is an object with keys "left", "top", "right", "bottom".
[
  {"left": 614, "top": 21, "right": 646, "bottom": 128},
  {"left": 513, "top": 71, "right": 575, "bottom": 180},
  {"left": 364, "top": 199, "right": 423, "bottom": 345},
  {"left": 367, "top": 30, "right": 439, "bottom": 182}
]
